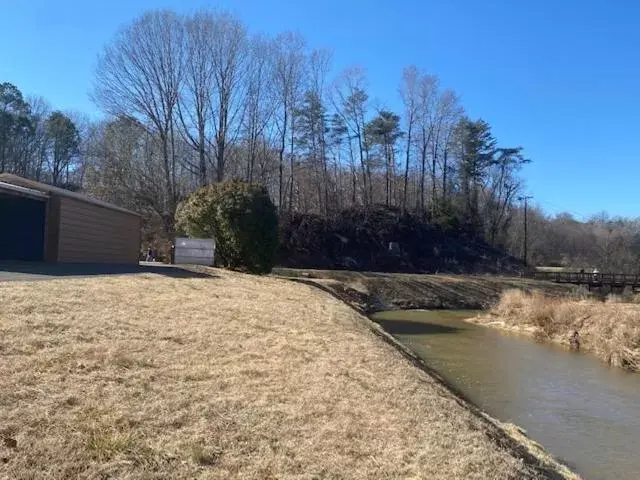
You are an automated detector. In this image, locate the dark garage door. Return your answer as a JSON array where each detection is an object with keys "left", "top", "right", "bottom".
[{"left": 0, "top": 195, "right": 46, "bottom": 261}]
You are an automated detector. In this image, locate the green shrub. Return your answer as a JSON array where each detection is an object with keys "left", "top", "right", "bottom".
[{"left": 176, "top": 181, "right": 278, "bottom": 274}]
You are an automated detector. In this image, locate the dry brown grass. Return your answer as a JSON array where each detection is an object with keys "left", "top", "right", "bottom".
[
  {"left": 0, "top": 270, "right": 572, "bottom": 479},
  {"left": 480, "top": 289, "right": 640, "bottom": 371}
]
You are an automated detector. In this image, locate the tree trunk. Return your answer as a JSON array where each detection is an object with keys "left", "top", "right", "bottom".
[
  {"left": 431, "top": 140, "right": 438, "bottom": 218},
  {"left": 321, "top": 130, "right": 329, "bottom": 215},
  {"left": 355, "top": 130, "right": 368, "bottom": 207},
  {"left": 160, "top": 132, "right": 176, "bottom": 234},
  {"left": 289, "top": 111, "right": 295, "bottom": 215},
  {"left": 403, "top": 123, "right": 412, "bottom": 212},
  {"left": 419, "top": 142, "right": 427, "bottom": 214},
  {"left": 385, "top": 142, "right": 391, "bottom": 207},
  {"left": 198, "top": 122, "right": 207, "bottom": 186},
  {"left": 278, "top": 105, "right": 287, "bottom": 211},
  {"left": 364, "top": 142, "right": 372, "bottom": 206},
  {"left": 216, "top": 95, "right": 228, "bottom": 182},
  {"left": 442, "top": 144, "right": 449, "bottom": 202}
]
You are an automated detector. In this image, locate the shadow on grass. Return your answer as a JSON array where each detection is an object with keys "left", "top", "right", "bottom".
[
  {"left": 0, "top": 262, "right": 215, "bottom": 280},
  {"left": 375, "top": 319, "right": 461, "bottom": 335}
]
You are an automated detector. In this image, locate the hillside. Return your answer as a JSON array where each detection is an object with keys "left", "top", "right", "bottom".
[{"left": 278, "top": 206, "right": 525, "bottom": 274}]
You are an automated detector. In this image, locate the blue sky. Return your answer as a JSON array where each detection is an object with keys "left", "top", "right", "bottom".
[{"left": 1, "top": 0, "right": 638, "bottom": 218}]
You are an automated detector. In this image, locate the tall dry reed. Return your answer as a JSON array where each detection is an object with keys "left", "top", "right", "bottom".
[{"left": 487, "top": 290, "right": 640, "bottom": 371}]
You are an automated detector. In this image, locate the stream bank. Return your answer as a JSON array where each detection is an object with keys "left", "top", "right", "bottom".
[
  {"left": 275, "top": 268, "right": 575, "bottom": 313},
  {"left": 279, "top": 270, "right": 579, "bottom": 479},
  {"left": 472, "top": 289, "right": 640, "bottom": 372}
]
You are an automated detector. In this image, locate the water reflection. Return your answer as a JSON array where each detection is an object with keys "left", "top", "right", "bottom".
[{"left": 372, "top": 310, "right": 640, "bottom": 480}]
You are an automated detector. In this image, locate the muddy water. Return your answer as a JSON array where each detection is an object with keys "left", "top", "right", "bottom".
[{"left": 371, "top": 310, "right": 640, "bottom": 480}]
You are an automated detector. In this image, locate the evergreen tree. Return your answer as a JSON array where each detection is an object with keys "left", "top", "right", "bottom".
[{"left": 366, "top": 110, "right": 403, "bottom": 206}]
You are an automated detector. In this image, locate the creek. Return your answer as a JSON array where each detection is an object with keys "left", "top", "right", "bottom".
[{"left": 371, "top": 310, "right": 640, "bottom": 480}]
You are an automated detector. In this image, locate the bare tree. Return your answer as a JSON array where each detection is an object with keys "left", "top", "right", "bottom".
[
  {"left": 243, "top": 35, "right": 277, "bottom": 183},
  {"left": 591, "top": 219, "right": 634, "bottom": 272},
  {"left": 84, "top": 118, "right": 141, "bottom": 210},
  {"left": 482, "top": 147, "right": 528, "bottom": 245},
  {"left": 438, "top": 91, "right": 463, "bottom": 205},
  {"left": 63, "top": 110, "right": 93, "bottom": 186},
  {"left": 25, "top": 97, "right": 51, "bottom": 180},
  {"left": 273, "top": 32, "right": 306, "bottom": 211},
  {"left": 328, "top": 113, "right": 354, "bottom": 207},
  {"left": 45, "top": 111, "right": 80, "bottom": 186},
  {"left": 399, "top": 66, "right": 419, "bottom": 211},
  {"left": 431, "top": 89, "right": 462, "bottom": 216},
  {"left": 332, "top": 67, "right": 371, "bottom": 205},
  {"left": 415, "top": 73, "right": 438, "bottom": 214},
  {"left": 93, "top": 10, "right": 185, "bottom": 233},
  {"left": 208, "top": 12, "right": 249, "bottom": 182},
  {"left": 178, "top": 11, "right": 215, "bottom": 186},
  {"left": 307, "top": 48, "right": 332, "bottom": 212}
]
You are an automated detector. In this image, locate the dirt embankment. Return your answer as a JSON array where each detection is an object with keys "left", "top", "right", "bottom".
[
  {"left": 275, "top": 268, "right": 574, "bottom": 314},
  {"left": 472, "top": 289, "right": 640, "bottom": 372},
  {"left": 0, "top": 269, "right": 577, "bottom": 479}
]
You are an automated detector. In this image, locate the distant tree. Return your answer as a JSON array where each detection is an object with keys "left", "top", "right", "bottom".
[
  {"left": 24, "top": 95, "right": 52, "bottom": 181},
  {"left": 590, "top": 215, "right": 635, "bottom": 272},
  {"left": 333, "top": 68, "right": 371, "bottom": 205},
  {"left": 483, "top": 147, "right": 529, "bottom": 245},
  {"left": 415, "top": 74, "right": 438, "bottom": 214},
  {"left": 0, "top": 82, "right": 32, "bottom": 174},
  {"left": 328, "top": 113, "right": 354, "bottom": 206},
  {"left": 399, "top": 66, "right": 420, "bottom": 211},
  {"left": 305, "top": 48, "right": 332, "bottom": 212},
  {"left": 209, "top": 12, "right": 249, "bottom": 182},
  {"left": 454, "top": 118, "right": 497, "bottom": 233},
  {"left": 45, "top": 111, "right": 80, "bottom": 186},
  {"left": 273, "top": 32, "right": 306, "bottom": 212},
  {"left": 178, "top": 11, "right": 216, "bottom": 186},
  {"left": 85, "top": 116, "right": 152, "bottom": 212},
  {"left": 295, "top": 90, "right": 328, "bottom": 213},
  {"left": 243, "top": 35, "right": 277, "bottom": 184},
  {"left": 366, "top": 110, "right": 403, "bottom": 206},
  {"left": 431, "top": 89, "right": 462, "bottom": 215}
]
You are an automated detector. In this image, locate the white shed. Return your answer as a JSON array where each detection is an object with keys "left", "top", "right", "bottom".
[{"left": 173, "top": 237, "right": 215, "bottom": 266}]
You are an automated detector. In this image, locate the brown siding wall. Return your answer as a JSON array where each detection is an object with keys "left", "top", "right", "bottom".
[
  {"left": 44, "top": 196, "right": 61, "bottom": 262},
  {"left": 57, "top": 196, "right": 141, "bottom": 264}
]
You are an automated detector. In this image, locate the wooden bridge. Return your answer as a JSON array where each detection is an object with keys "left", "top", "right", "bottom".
[{"left": 529, "top": 271, "right": 640, "bottom": 291}]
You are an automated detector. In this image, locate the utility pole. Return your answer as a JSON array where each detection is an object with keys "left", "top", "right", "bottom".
[{"left": 518, "top": 195, "right": 533, "bottom": 267}]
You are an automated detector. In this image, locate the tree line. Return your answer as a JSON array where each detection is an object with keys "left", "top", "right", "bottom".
[
  {"left": 506, "top": 208, "right": 640, "bottom": 273},
  {"left": 0, "top": 83, "right": 82, "bottom": 188},
  {"left": 1, "top": 8, "right": 638, "bottom": 272},
  {"left": 87, "top": 9, "right": 530, "bottom": 244}
]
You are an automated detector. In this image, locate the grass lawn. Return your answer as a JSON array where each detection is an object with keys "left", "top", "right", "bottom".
[{"left": 0, "top": 269, "right": 570, "bottom": 479}]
